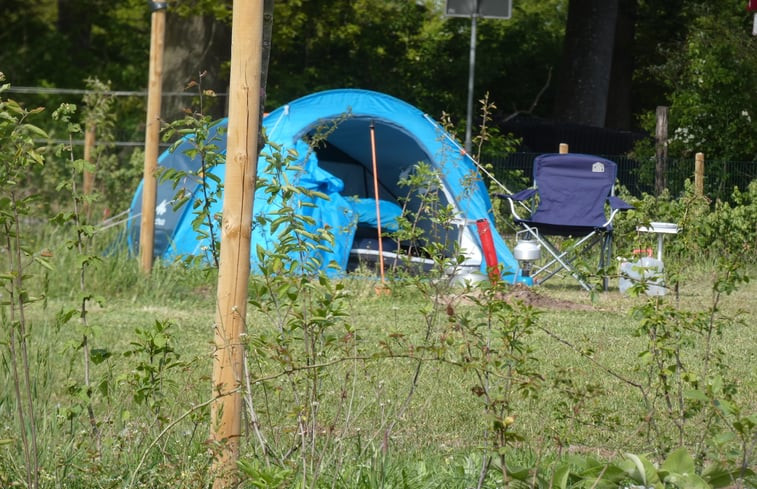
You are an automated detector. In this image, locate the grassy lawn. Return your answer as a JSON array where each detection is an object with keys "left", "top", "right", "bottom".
[{"left": 2, "top": 243, "right": 755, "bottom": 487}]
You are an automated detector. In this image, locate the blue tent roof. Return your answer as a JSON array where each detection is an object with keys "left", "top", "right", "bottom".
[{"left": 128, "top": 89, "right": 519, "bottom": 281}]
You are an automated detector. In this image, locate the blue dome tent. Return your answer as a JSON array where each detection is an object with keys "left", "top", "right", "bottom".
[{"left": 127, "top": 89, "right": 521, "bottom": 282}]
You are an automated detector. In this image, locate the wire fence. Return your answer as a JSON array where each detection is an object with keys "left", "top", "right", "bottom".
[
  {"left": 487, "top": 152, "right": 757, "bottom": 201},
  {"left": 6, "top": 87, "right": 757, "bottom": 202}
]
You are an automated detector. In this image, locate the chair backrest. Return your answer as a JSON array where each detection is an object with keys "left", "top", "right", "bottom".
[{"left": 531, "top": 153, "right": 618, "bottom": 228}]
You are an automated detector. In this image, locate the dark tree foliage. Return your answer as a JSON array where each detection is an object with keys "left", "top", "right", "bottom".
[
  {"left": 0, "top": 0, "right": 151, "bottom": 91},
  {"left": 266, "top": 1, "right": 435, "bottom": 109},
  {"left": 630, "top": 0, "right": 757, "bottom": 163},
  {"left": 266, "top": 0, "right": 566, "bottom": 126},
  {"left": 1, "top": 1, "right": 71, "bottom": 86},
  {"left": 1, "top": 0, "right": 755, "bottom": 164}
]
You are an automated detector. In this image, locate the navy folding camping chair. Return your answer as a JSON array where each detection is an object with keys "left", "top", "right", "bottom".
[{"left": 497, "top": 153, "right": 633, "bottom": 290}]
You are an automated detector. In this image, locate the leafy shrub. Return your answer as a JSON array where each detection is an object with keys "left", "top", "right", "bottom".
[{"left": 614, "top": 180, "right": 757, "bottom": 266}]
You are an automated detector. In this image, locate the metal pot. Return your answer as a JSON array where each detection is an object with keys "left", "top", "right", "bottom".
[{"left": 513, "top": 239, "right": 541, "bottom": 262}]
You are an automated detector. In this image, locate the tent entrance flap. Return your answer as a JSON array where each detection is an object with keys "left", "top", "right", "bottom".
[
  {"left": 307, "top": 116, "right": 431, "bottom": 201},
  {"left": 309, "top": 116, "right": 466, "bottom": 261}
]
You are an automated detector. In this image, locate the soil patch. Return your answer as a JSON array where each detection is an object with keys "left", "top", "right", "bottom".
[
  {"left": 502, "top": 283, "right": 595, "bottom": 311},
  {"left": 446, "top": 283, "right": 595, "bottom": 312}
]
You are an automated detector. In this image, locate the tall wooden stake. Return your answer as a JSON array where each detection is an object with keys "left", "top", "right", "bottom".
[
  {"left": 83, "top": 123, "right": 96, "bottom": 220},
  {"left": 83, "top": 124, "right": 96, "bottom": 195},
  {"left": 210, "top": 0, "right": 264, "bottom": 486},
  {"left": 654, "top": 106, "right": 669, "bottom": 196},
  {"left": 695, "top": 152, "right": 705, "bottom": 196},
  {"left": 139, "top": 2, "right": 167, "bottom": 273}
]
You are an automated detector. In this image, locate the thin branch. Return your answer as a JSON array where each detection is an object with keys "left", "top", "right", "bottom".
[
  {"left": 503, "top": 67, "right": 553, "bottom": 123},
  {"left": 537, "top": 324, "right": 644, "bottom": 391}
]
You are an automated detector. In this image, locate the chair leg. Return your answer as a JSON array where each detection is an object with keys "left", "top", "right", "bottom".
[
  {"left": 534, "top": 234, "right": 593, "bottom": 291},
  {"left": 517, "top": 224, "right": 610, "bottom": 292},
  {"left": 599, "top": 232, "right": 612, "bottom": 291}
]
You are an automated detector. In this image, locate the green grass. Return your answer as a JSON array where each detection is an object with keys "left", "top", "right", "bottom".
[{"left": 2, "top": 233, "right": 755, "bottom": 487}]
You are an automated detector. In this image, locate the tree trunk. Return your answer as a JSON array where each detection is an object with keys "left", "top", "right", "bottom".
[
  {"left": 57, "top": 0, "right": 94, "bottom": 72},
  {"left": 162, "top": 12, "right": 231, "bottom": 121},
  {"left": 57, "top": 0, "right": 92, "bottom": 52},
  {"left": 554, "top": 0, "right": 620, "bottom": 127},
  {"left": 258, "top": 0, "right": 274, "bottom": 152},
  {"left": 605, "top": 0, "right": 637, "bottom": 130}
]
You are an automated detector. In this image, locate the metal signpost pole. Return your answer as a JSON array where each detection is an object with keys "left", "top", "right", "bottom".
[
  {"left": 465, "top": 9, "right": 478, "bottom": 154},
  {"left": 445, "top": 0, "right": 512, "bottom": 155}
]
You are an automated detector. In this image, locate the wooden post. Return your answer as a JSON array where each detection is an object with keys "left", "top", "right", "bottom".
[
  {"left": 139, "top": 1, "right": 167, "bottom": 273},
  {"left": 83, "top": 124, "right": 96, "bottom": 195},
  {"left": 559, "top": 143, "right": 569, "bottom": 154},
  {"left": 83, "top": 123, "right": 96, "bottom": 220},
  {"left": 654, "top": 106, "right": 668, "bottom": 196},
  {"left": 695, "top": 152, "right": 705, "bottom": 196},
  {"left": 210, "top": 0, "right": 263, "bottom": 486}
]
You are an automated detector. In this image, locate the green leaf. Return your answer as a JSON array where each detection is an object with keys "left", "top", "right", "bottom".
[
  {"left": 90, "top": 348, "right": 112, "bottom": 365},
  {"left": 152, "top": 333, "right": 167, "bottom": 349},
  {"left": 622, "top": 452, "right": 661, "bottom": 487},
  {"left": 622, "top": 453, "right": 647, "bottom": 485},
  {"left": 710, "top": 431, "right": 735, "bottom": 446},
  {"left": 661, "top": 447, "right": 695, "bottom": 475},
  {"left": 714, "top": 399, "right": 735, "bottom": 416},
  {"left": 551, "top": 464, "right": 570, "bottom": 489},
  {"left": 33, "top": 255, "right": 54, "bottom": 271},
  {"left": 664, "top": 471, "right": 711, "bottom": 489},
  {"left": 702, "top": 464, "right": 754, "bottom": 489},
  {"left": 684, "top": 389, "right": 709, "bottom": 402}
]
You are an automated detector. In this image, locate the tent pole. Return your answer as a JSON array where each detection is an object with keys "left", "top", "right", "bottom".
[{"left": 369, "top": 121, "right": 387, "bottom": 287}]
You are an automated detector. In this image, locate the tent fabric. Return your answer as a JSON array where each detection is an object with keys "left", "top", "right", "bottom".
[
  {"left": 127, "top": 89, "right": 520, "bottom": 280},
  {"left": 164, "top": 139, "right": 357, "bottom": 273},
  {"left": 348, "top": 197, "right": 403, "bottom": 232}
]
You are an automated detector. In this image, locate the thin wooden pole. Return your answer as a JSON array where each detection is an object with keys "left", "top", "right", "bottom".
[
  {"left": 655, "top": 106, "right": 669, "bottom": 196},
  {"left": 210, "top": 0, "right": 264, "bottom": 486},
  {"left": 559, "top": 143, "right": 569, "bottom": 154},
  {"left": 83, "top": 124, "right": 96, "bottom": 195},
  {"left": 83, "top": 123, "right": 96, "bottom": 220},
  {"left": 139, "top": 1, "right": 167, "bottom": 273},
  {"left": 695, "top": 152, "right": 705, "bottom": 196}
]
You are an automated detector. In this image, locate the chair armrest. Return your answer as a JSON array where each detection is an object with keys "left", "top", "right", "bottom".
[
  {"left": 495, "top": 188, "right": 537, "bottom": 202},
  {"left": 494, "top": 189, "right": 536, "bottom": 221},
  {"left": 608, "top": 195, "right": 634, "bottom": 211},
  {"left": 600, "top": 196, "right": 634, "bottom": 228}
]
